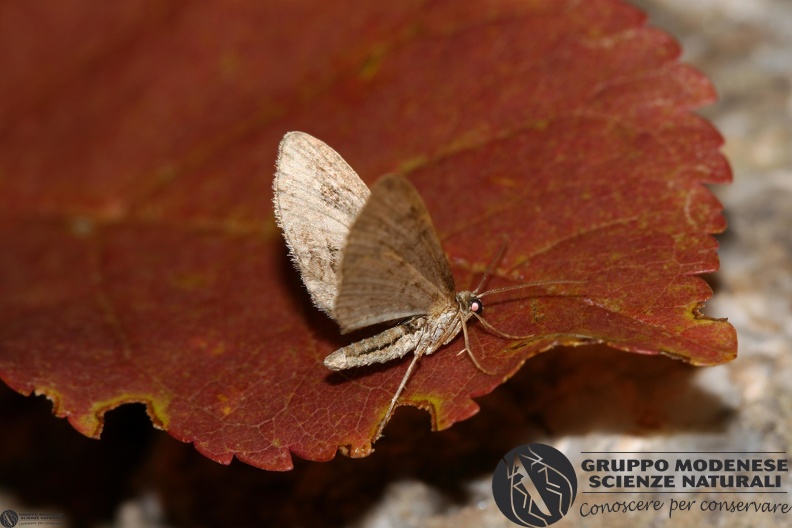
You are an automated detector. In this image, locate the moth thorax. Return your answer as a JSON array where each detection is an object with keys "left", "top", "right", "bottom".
[{"left": 457, "top": 291, "right": 483, "bottom": 315}]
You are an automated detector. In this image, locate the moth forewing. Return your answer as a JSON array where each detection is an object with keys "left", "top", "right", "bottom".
[
  {"left": 273, "top": 131, "right": 370, "bottom": 314},
  {"left": 331, "top": 174, "right": 456, "bottom": 333}
]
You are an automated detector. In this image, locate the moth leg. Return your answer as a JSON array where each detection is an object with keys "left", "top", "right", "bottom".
[
  {"left": 375, "top": 348, "right": 425, "bottom": 440},
  {"left": 456, "top": 316, "right": 497, "bottom": 376}
]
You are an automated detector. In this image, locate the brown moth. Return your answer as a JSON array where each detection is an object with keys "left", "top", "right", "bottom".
[{"left": 274, "top": 132, "right": 577, "bottom": 440}]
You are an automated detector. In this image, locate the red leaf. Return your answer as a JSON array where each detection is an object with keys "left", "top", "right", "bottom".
[{"left": 0, "top": 0, "right": 735, "bottom": 470}]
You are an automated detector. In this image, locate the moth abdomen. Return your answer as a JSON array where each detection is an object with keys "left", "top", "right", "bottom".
[{"left": 323, "top": 317, "right": 428, "bottom": 371}]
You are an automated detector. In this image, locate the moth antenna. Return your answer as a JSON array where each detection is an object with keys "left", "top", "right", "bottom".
[
  {"left": 478, "top": 280, "right": 586, "bottom": 298},
  {"left": 471, "top": 311, "right": 537, "bottom": 341},
  {"left": 472, "top": 238, "right": 509, "bottom": 294},
  {"left": 471, "top": 312, "right": 596, "bottom": 345},
  {"left": 375, "top": 349, "right": 425, "bottom": 440},
  {"left": 459, "top": 316, "right": 497, "bottom": 375}
]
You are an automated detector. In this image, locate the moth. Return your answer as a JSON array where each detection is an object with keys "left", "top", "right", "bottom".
[{"left": 273, "top": 131, "right": 577, "bottom": 440}]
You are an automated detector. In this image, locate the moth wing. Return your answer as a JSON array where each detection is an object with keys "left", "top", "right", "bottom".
[
  {"left": 333, "top": 174, "right": 456, "bottom": 333},
  {"left": 273, "top": 132, "right": 370, "bottom": 314}
]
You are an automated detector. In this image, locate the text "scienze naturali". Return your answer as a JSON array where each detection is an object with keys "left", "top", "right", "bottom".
[{"left": 583, "top": 458, "right": 788, "bottom": 489}]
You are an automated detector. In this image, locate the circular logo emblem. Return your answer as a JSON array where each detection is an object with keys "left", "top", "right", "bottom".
[
  {"left": 492, "top": 443, "right": 577, "bottom": 527},
  {"left": 0, "top": 510, "right": 19, "bottom": 528}
]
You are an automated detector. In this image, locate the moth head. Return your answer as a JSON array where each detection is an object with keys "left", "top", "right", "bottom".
[{"left": 457, "top": 291, "right": 483, "bottom": 315}]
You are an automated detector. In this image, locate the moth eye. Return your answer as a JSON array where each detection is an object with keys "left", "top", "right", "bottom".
[{"left": 470, "top": 297, "right": 483, "bottom": 314}]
